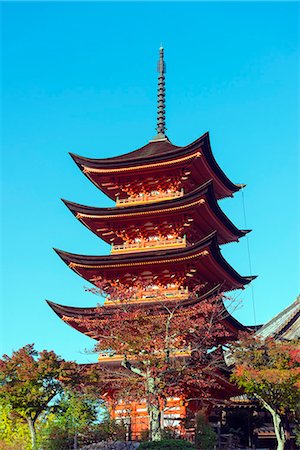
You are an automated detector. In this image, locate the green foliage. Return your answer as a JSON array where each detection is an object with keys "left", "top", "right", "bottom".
[
  {"left": 295, "top": 429, "right": 300, "bottom": 447},
  {"left": 140, "top": 429, "right": 150, "bottom": 441},
  {"left": 91, "top": 418, "right": 126, "bottom": 441},
  {"left": 51, "top": 390, "right": 99, "bottom": 432},
  {"left": 161, "top": 427, "right": 178, "bottom": 440},
  {"left": 295, "top": 403, "right": 300, "bottom": 447},
  {"left": 194, "top": 413, "right": 216, "bottom": 450},
  {"left": 39, "top": 391, "right": 104, "bottom": 449},
  {"left": 0, "top": 344, "right": 80, "bottom": 449},
  {"left": 38, "top": 416, "right": 71, "bottom": 450},
  {"left": 231, "top": 337, "right": 300, "bottom": 415},
  {"left": 39, "top": 419, "right": 126, "bottom": 449},
  {"left": 0, "top": 403, "right": 31, "bottom": 450},
  {"left": 39, "top": 395, "right": 126, "bottom": 449},
  {"left": 0, "top": 344, "right": 78, "bottom": 422},
  {"left": 138, "top": 439, "right": 195, "bottom": 449},
  {"left": 140, "top": 426, "right": 179, "bottom": 442}
]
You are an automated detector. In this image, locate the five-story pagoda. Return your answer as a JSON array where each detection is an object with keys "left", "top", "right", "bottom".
[{"left": 48, "top": 47, "right": 255, "bottom": 438}]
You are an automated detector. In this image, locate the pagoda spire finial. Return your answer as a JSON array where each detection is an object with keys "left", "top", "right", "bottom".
[{"left": 150, "top": 46, "right": 169, "bottom": 142}]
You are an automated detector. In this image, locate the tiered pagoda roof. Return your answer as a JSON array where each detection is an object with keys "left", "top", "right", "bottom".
[
  {"left": 48, "top": 46, "right": 255, "bottom": 349},
  {"left": 63, "top": 180, "right": 250, "bottom": 246},
  {"left": 47, "top": 297, "right": 252, "bottom": 341},
  {"left": 51, "top": 130, "right": 255, "bottom": 326},
  {"left": 55, "top": 232, "right": 255, "bottom": 299},
  {"left": 45, "top": 47, "right": 259, "bottom": 441},
  {"left": 70, "top": 132, "right": 243, "bottom": 201}
]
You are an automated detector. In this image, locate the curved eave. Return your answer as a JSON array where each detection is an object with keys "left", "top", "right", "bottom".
[
  {"left": 63, "top": 180, "right": 249, "bottom": 245},
  {"left": 70, "top": 138, "right": 181, "bottom": 167},
  {"left": 54, "top": 232, "right": 256, "bottom": 289},
  {"left": 62, "top": 179, "right": 214, "bottom": 216},
  {"left": 46, "top": 293, "right": 248, "bottom": 340},
  {"left": 46, "top": 285, "right": 220, "bottom": 320},
  {"left": 46, "top": 300, "right": 99, "bottom": 338},
  {"left": 70, "top": 132, "right": 241, "bottom": 199}
]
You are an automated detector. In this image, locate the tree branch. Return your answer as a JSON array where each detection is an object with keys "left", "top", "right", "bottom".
[{"left": 121, "top": 357, "right": 146, "bottom": 378}]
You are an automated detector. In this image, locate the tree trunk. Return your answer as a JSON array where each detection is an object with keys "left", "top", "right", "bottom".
[
  {"left": 148, "top": 402, "right": 162, "bottom": 441},
  {"left": 271, "top": 410, "right": 286, "bottom": 450},
  {"left": 255, "top": 395, "right": 286, "bottom": 450},
  {"left": 26, "top": 416, "right": 37, "bottom": 450},
  {"left": 74, "top": 430, "right": 78, "bottom": 449},
  {"left": 121, "top": 359, "right": 163, "bottom": 442},
  {"left": 147, "top": 375, "right": 162, "bottom": 442}
]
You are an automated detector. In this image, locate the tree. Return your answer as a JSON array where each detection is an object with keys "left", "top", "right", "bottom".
[
  {"left": 231, "top": 335, "right": 300, "bottom": 450},
  {"left": 42, "top": 390, "right": 101, "bottom": 449},
  {"left": 0, "top": 402, "right": 31, "bottom": 450},
  {"left": 70, "top": 281, "right": 237, "bottom": 442},
  {"left": 0, "top": 344, "right": 79, "bottom": 449}
]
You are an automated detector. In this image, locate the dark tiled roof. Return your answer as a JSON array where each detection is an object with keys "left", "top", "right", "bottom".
[
  {"left": 256, "top": 296, "right": 300, "bottom": 340},
  {"left": 70, "top": 132, "right": 242, "bottom": 200},
  {"left": 62, "top": 180, "right": 249, "bottom": 244},
  {"left": 54, "top": 232, "right": 256, "bottom": 290},
  {"left": 46, "top": 294, "right": 248, "bottom": 336}
]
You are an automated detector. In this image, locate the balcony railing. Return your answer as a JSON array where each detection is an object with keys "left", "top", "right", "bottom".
[
  {"left": 98, "top": 346, "right": 191, "bottom": 362},
  {"left": 111, "top": 236, "right": 186, "bottom": 254},
  {"left": 116, "top": 189, "right": 184, "bottom": 207},
  {"left": 98, "top": 353, "right": 123, "bottom": 362},
  {"left": 104, "top": 287, "right": 189, "bottom": 305}
]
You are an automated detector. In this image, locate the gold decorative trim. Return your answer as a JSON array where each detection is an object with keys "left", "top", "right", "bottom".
[
  {"left": 76, "top": 199, "right": 206, "bottom": 220},
  {"left": 82, "top": 152, "right": 201, "bottom": 174},
  {"left": 67, "top": 250, "right": 209, "bottom": 270},
  {"left": 111, "top": 238, "right": 186, "bottom": 254},
  {"left": 104, "top": 293, "right": 189, "bottom": 306}
]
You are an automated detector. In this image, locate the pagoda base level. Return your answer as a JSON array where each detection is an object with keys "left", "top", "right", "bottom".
[{"left": 110, "top": 397, "right": 186, "bottom": 441}]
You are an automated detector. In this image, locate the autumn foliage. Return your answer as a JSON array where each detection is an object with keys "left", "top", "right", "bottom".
[
  {"left": 231, "top": 335, "right": 300, "bottom": 450},
  {"left": 70, "top": 281, "right": 238, "bottom": 441},
  {"left": 232, "top": 336, "right": 300, "bottom": 411},
  {"left": 0, "top": 345, "right": 79, "bottom": 449}
]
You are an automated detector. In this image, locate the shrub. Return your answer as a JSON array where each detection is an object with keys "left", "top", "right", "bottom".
[
  {"left": 194, "top": 412, "right": 216, "bottom": 450},
  {"left": 140, "top": 429, "right": 149, "bottom": 441},
  {"left": 0, "top": 404, "right": 31, "bottom": 450},
  {"left": 138, "top": 439, "right": 195, "bottom": 449},
  {"left": 40, "top": 418, "right": 126, "bottom": 449},
  {"left": 139, "top": 427, "right": 177, "bottom": 442}
]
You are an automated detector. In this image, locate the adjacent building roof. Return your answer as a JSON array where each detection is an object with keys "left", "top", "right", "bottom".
[{"left": 256, "top": 296, "right": 300, "bottom": 340}]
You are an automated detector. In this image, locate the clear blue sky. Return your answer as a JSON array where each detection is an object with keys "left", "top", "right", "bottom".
[{"left": 1, "top": 2, "right": 299, "bottom": 363}]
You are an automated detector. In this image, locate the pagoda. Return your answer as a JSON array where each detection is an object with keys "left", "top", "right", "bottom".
[{"left": 48, "top": 47, "right": 255, "bottom": 438}]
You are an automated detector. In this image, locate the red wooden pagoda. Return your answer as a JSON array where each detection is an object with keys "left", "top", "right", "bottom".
[{"left": 47, "top": 47, "right": 255, "bottom": 438}]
